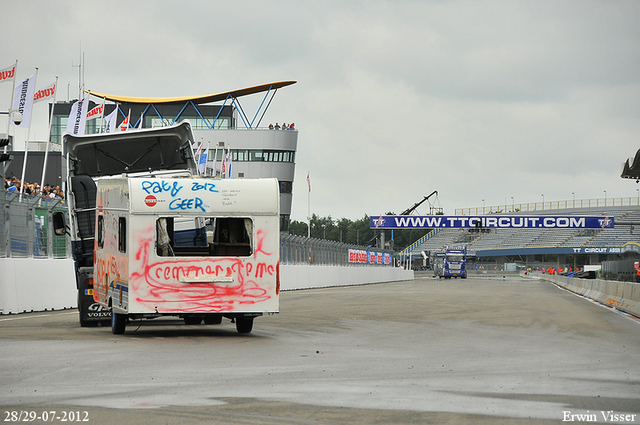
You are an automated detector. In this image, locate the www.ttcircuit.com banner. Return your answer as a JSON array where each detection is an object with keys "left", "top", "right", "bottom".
[{"left": 370, "top": 215, "right": 614, "bottom": 229}]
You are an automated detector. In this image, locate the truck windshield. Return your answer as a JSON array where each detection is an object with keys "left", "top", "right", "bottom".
[
  {"left": 156, "top": 216, "right": 253, "bottom": 257},
  {"left": 446, "top": 254, "right": 464, "bottom": 262}
]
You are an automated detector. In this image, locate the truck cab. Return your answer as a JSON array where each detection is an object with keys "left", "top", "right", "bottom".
[
  {"left": 55, "top": 122, "right": 198, "bottom": 326},
  {"left": 434, "top": 245, "right": 472, "bottom": 279}
]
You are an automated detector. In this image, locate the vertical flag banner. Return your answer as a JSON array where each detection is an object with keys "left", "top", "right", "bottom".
[
  {"left": 213, "top": 147, "right": 218, "bottom": 177},
  {"left": 104, "top": 108, "right": 117, "bottom": 133},
  {"left": 198, "top": 144, "right": 208, "bottom": 175},
  {"left": 33, "top": 81, "right": 56, "bottom": 104},
  {"left": 65, "top": 96, "right": 89, "bottom": 135},
  {"left": 307, "top": 172, "right": 311, "bottom": 192},
  {"left": 221, "top": 149, "right": 226, "bottom": 176},
  {"left": 86, "top": 103, "right": 104, "bottom": 120},
  {"left": 119, "top": 110, "right": 130, "bottom": 131},
  {"left": 227, "top": 148, "right": 232, "bottom": 178},
  {"left": 0, "top": 62, "right": 16, "bottom": 84},
  {"left": 11, "top": 74, "right": 36, "bottom": 128}
]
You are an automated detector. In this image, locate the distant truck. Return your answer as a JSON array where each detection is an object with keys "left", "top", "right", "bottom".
[
  {"left": 53, "top": 122, "right": 280, "bottom": 334},
  {"left": 433, "top": 245, "right": 472, "bottom": 279}
]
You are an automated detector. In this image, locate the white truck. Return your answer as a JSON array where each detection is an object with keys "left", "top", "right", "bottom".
[{"left": 53, "top": 121, "right": 280, "bottom": 334}]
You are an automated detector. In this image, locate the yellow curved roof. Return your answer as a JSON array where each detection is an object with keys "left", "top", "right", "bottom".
[{"left": 86, "top": 80, "right": 296, "bottom": 105}]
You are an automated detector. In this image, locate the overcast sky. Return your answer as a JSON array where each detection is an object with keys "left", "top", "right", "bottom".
[{"left": 2, "top": 0, "right": 640, "bottom": 221}]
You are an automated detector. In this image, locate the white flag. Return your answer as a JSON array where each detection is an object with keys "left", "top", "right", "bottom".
[
  {"left": 212, "top": 147, "right": 218, "bottom": 176},
  {"left": 0, "top": 62, "right": 16, "bottom": 84},
  {"left": 66, "top": 96, "right": 89, "bottom": 135},
  {"left": 11, "top": 74, "right": 36, "bottom": 128},
  {"left": 104, "top": 108, "right": 117, "bottom": 133},
  {"left": 198, "top": 146, "right": 208, "bottom": 174},
  {"left": 227, "top": 149, "right": 232, "bottom": 178},
  {"left": 33, "top": 81, "right": 56, "bottom": 104},
  {"left": 86, "top": 103, "right": 104, "bottom": 120}
]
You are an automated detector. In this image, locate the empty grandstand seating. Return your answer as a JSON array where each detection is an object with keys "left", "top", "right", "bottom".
[{"left": 402, "top": 206, "right": 640, "bottom": 261}]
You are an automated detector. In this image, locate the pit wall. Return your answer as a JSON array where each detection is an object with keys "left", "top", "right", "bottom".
[
  {"left": 0, "top": 258, "right": 77, "bottom": 314},
  {"left": 279, "top": 265, "right": 414, "bottom": 291},
  {"left": 0, "top": 258, "right": 414, "bottom": 314},
  {"left": 546, "top": 275, "right": 640, "bottom": 318}
]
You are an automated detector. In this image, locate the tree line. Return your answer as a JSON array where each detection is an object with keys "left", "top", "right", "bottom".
[{"left": 288, "top": 214, "right": 430, "bottom": 251}]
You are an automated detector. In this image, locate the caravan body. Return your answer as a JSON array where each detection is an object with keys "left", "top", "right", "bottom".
[{"left": 93, "top": 176, "right": 280, "bottom": 333}]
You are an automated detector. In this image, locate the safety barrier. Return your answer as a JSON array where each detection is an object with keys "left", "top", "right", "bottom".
[
  {"left": 546, "top": 275, "right": 640, "bottom": 318},
  {"left": 1, "top": 193, "right": 70, "bottom": 259},
  {"left": 280, "top": 233, "right": 394, "bottom": 266}
]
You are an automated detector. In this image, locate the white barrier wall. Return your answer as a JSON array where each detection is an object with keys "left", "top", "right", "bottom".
[
  {"left": 279, "top": 265, "right": 414, "bottom": 291},
  {"left": 547, "top": 275, "right": 640, "bottom": 318},
  {"left": 0, "top": 258, "right": 77, "bottom": 314},
  {"left": 0, "top": 259, "right": 414, "bottom": 314}
]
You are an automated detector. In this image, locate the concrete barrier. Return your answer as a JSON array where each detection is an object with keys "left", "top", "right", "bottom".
[
  {"left": 279, "top": 265, "right": 414, "bottom": 291},
  {"left": 547, "top": 275, "right": 640, "bottom": 318},
  {"left": 0, "top": 258, "right": 77, "bottom": 314},
  {"left": 0, "top": 258, "right": 414, "bottom": 314}
]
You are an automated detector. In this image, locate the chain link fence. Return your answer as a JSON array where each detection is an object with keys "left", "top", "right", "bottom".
[
  {"left": 0, "top": 192, "right": 70, "bottom": 259},
  {"left": 600, "top": 259, "right": 639, "bottom": 282},
  {"left": 280, "top": 233, "right": 395, "bottom": 266},
  {"left": 1, "top": 195, "right": 394, "bottom": 266}
]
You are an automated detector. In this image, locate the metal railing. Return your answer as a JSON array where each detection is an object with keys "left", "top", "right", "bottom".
[
  {"left": 0, "top": 197, "right": 394, "bottom": 266},
  {"left": 0, "top": 192, "right": 70, "bottom": 259},
  {"left": 398, "top": 228, "right": 440, "bottom": 257},
  {"left": 600, "top": 259, "right": 639, "bottom": 282},
  {"left": 455, "top": 197, "right": 640, "bottom": 216},
  {"left": 280, "top": 233, "right": 394, "bottom": 266}
]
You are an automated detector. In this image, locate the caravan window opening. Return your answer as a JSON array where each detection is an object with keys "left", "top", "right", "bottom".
[
  {"left": 97, "top": 215, "right": 104, "bottom": 249},
  {"left": 118, "top": 217, "right": 126, "bottom": 253},
  {"left": 156, "top": 216, "right": 253, "bottom": 257}
]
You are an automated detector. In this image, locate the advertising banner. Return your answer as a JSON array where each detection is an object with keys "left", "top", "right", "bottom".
[
  {"left": 348, "top": 249, "right": 391, "bottom": 264},
  {"left": 370, "top": 215, "right": 614, "bottom": 230}
]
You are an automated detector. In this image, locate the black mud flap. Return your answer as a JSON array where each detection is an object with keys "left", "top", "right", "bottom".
[{"left": 77, "top": 268, "right": 111, "bottom": 326}]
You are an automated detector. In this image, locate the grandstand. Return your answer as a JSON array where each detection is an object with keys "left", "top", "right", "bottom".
[{"left": 399, "top": 204, "right": 640, "bottom": 270}]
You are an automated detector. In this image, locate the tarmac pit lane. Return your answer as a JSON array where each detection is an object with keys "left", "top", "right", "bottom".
[{"left": 1, "top": 277, "right": 639, "bottom": 425}]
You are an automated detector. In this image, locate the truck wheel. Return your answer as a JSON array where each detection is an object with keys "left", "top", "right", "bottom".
[
  {"left": 184, "top": 315, "right": 202, "bottom": 325},
  {"left": 236, "top": 317, "right": 253, "bottom": 334},
  {"left": 111, "top": 312, "right": 126, "bottom": 334},
  {"left": 204, "top": 315, "right": 222, "bottom": 325}
]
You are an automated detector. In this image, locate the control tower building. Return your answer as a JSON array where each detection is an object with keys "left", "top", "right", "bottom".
[{"left": 51, "top": 81, "right": 298, "bottom": 230}]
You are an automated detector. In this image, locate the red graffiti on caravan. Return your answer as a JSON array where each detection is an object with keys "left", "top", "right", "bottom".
[{"left": 129, "top": 235, "right": 275, "bottom": 312}]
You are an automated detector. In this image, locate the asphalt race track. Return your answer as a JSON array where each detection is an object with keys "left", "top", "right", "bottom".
[{"left": 1, "top": 275, "right": 639, "bottom": 425}]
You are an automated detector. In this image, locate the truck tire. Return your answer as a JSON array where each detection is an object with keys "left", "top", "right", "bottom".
[
  {"left": 184, "top": 316, "right": 202, "bottom": 325},
  {"left": 204, "top": 315, "right": 222, "bottom": 325},
  {"left": 111, "top": 312, "right": 126, "bottom": 334},
  {"left": 236, "top": 317, "right": 253, "bottom": 334}
]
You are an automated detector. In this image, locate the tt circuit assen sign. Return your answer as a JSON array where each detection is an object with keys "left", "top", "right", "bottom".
[{"left": 370, "top": 215, "right": 615, "bottom": 230}]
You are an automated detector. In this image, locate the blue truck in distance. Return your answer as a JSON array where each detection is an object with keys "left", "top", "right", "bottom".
[{"left": 433, "top": 245, "right": 472, "bottom": 279}]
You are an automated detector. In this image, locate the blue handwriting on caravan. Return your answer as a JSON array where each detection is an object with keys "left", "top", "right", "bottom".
[
  {"left": 141, "top": 180, "right": 183, "bottom": 197},
  {"left": 169, "top": 197, "right": 206, "bottom": 212},
  {"left": 191, "top": 181, "right": 218, "bottom": 193}
]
